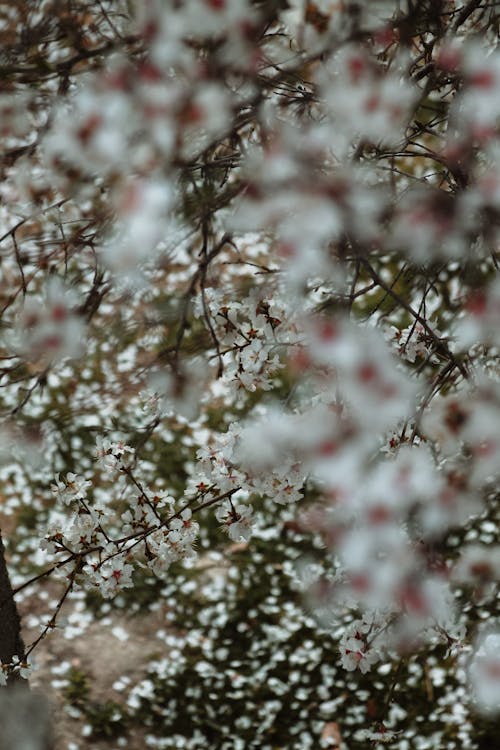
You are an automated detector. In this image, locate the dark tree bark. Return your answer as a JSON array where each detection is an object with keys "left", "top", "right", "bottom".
[
  {"left": 0, "top": 535, "right": 52, "bottom": 747},
  {"left": 0, "top": 531, "right": 26, "bottom": 687}
]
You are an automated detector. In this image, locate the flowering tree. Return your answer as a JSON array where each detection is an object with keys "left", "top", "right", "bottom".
[{"left": 0, "top": 0, "right": 499, "bottom": 747}]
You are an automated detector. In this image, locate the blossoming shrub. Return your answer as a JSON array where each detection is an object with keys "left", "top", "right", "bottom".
[{"left": 0, "top": 0, "right": 499, "bottom": 747}]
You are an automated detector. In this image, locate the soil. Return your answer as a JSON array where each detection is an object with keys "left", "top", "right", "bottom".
[{"left": 19, "top": 584, "right": 170, "bottom": 750}]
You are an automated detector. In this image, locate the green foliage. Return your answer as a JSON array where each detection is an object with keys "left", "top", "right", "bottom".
[
  {"left": 63, "top": 668, "right": 91, "bottom": 708},
  {"left": 64, "top": 667, "right": 128, "bottom": 740},
  {"left": 85, "top": 700, "right": 128, "bottom": 740}
]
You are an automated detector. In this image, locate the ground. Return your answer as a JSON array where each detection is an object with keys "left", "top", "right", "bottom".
[{"left": 20, "top": 583, "right": 168, "bottom": 750}]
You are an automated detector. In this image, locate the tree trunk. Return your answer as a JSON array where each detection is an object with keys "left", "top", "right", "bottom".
[
  {"left": 0, "top": 531, "right": 26, "bottom": 687},
  {"left": 0, "top": 534, "right": 53, "bottom": 747}
]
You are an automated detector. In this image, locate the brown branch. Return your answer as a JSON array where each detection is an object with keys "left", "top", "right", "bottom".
[
  {"left": 0, "top": 532, "right": 26, "bottom": 686},
  {"left": 357, "top": 255, "right": 469, "bottom": 379},
  {"left": 452, "top": 0, "right": 484, "bottom": 30}
]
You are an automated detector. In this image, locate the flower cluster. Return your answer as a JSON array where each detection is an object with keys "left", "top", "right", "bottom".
[
  {"left": 43, "top": 438, "right": 202, "bottom": 598},
  {"left": 339, "top": 618, "right": 382, "bottom": 674},
  {"left": 4, "top": 277, "right": 86, "bottom": 368}
]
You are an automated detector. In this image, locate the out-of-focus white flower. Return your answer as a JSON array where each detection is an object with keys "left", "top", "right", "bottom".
[
  {"left": 0, "top": 91, "right": 33, "bottom": 138},
  {"left": 317, "top": 44, "right": 418, "bottom": 147},
  {"left": 453, "top": 544, "right": 500, "bottom": 585},
  {"left": 356, "top": 726, "right": 400, "bottom": 743},
  {"left": 102, "top": 177, "right": 175, "bottom": 280},
  {"left": 6, "top": 277, "right": 86, "bottom": 367},
  {"left": 469, "top": 631, "right": 500, "bottom": 714},
  {"left": 147, "top": 357, "right": 212, "bottom": 421},
  {"left": 456, "top": 277, "right": 500, "bottom": 350}
]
